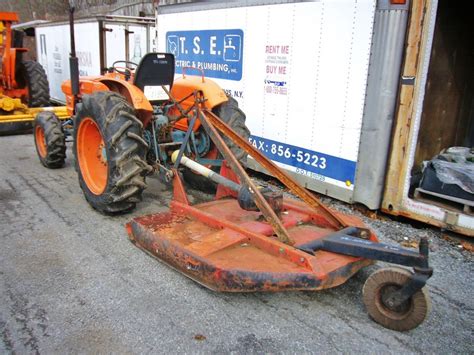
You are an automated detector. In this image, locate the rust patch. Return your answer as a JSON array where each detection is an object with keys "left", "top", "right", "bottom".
[
  {"left": 194, "top": 334, "right": 206, "bottom": 341},
  {"left": 127, "top": 198, "right": 375, "bottom": 292}
]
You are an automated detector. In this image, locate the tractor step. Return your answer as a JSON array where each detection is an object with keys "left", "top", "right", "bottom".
[{"left": 126, "top": 198, "right": 375, "bottom": 292}]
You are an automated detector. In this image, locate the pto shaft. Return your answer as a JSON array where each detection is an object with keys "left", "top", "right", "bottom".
[{"left": 171, "top": 150, "right": 241, "bottom": 192}]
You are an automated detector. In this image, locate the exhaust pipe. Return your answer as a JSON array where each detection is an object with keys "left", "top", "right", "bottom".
[{"left": 68, "top": 6, "right": 80, "bottom": 101}]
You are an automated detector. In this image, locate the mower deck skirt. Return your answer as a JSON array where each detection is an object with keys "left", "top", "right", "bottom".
[{"left": 127, "top": 198, "right": 376, "bottom": 292}]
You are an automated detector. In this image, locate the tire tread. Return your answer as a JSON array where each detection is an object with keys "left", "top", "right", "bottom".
[{"left": 74, "top": 91, "right": 151, "bottom": 214}]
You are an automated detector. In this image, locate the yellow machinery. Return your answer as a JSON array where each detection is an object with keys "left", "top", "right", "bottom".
[
  {"left": 0, "top": 12, "right": 64, "bottom": 134},
  {"left": 0, "top": 105, "right": 69, "bottom": 134}
]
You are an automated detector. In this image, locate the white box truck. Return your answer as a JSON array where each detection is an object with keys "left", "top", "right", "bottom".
[
  {"left": 35, "top": 15, "right": 156, "bottom": 103},
  {"left": 155, "top": 0, "right": 474, "bottom": 236}
]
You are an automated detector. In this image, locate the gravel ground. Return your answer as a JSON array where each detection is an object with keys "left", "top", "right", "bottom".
[{"left": 0, "top": 133, "right": 473, "bottom": 354}]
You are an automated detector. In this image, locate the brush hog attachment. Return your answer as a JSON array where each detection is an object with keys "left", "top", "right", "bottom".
[
  {"left": 128, "top": 195, "right": 375, "bottom": 292},
  {"left": 127, "top": 103, "right": 433, "bottom": 331}
]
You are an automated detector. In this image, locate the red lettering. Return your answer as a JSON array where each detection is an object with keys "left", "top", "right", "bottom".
[
  {"left": 265, "top": 45, "right": 280, "bottom": 54},
  {"left": 266, "top": 65, "right": 277, "bottom": 74}
]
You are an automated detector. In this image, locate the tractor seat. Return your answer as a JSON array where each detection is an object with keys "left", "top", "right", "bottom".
[{"left": 133, "top": 53, "right": 175, "bottom": 103}]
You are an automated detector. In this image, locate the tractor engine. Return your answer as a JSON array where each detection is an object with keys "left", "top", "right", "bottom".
[{"left": 145, "top": 104, "right": 212, "bottom": 165}]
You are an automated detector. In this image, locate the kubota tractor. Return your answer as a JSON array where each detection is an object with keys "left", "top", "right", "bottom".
[
  {"left": 33, "top": 8, "right": 249, "bottom": 214},
  {"left": 0, "top": 12, "right": 50, "bottom": 133}
]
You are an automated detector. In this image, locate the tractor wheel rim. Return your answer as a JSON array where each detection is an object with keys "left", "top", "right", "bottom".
[
  {"left": 35, "top": 126, "right": 47, "bottom": 158},
  {"left": 77, "top": 117, "right": 108, "bottom": 195}
]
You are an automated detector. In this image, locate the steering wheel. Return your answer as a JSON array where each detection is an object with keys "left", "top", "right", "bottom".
[{"left": 111, "top": 60, "right": 139, "bottom": 77}]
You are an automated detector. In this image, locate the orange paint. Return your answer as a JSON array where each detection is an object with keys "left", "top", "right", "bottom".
[
  {"left": 35, "top": 126, "right": 47, "bottom": 158},
  {"left": 171, "top": 75, "right": 228, "bottom": 110},
  {"left": 76, "top": 117, "right": 108, "bottom": 195},
  {"left": 0, "top": 12, "right": 29, "bottom": 101},
  {"left": 127, "top": 176, "right": 378, "bottom": 293},
  {"left": 0, "top": 12, "right": 19, "bottom": 22}
]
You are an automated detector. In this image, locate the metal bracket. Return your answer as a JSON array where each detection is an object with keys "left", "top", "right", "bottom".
[
  {"left": 203, "top": 109, "right": 348, "bottom": 230},
  {"left": 299, "top": 232, "right": 433, "bottom": 304},
  {"left": 401, "top": 76, "right": 416, "bottom": 85},
  {"left": 299, "top": 232, "right": 431, "bottom": 268},
  {"left": 384, "top": 270, "right": 431, "bottom": 308},
  {"left": 172, "top": 96, "right": 199, "bottom": 170},
  {"left": 197, "top": 108, "right": 294, "bottom": 245}
]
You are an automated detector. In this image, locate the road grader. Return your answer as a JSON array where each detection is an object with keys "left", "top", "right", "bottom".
[{"left": 33, "top": 7, "right": 433, "bottom": 331}]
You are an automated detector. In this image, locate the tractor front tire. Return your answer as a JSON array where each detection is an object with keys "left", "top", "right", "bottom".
[
  {"left": 183, "top": 97, "right": 250, "bottom": 192},
  {"left": 34, "top": 111, "right": 66, "bottom": 168},
  {"left": 74, "top": 91, "right": 152, "bottom": 214},
  {"left": 21, "top": 61, "right": 50, "bottom": 107}
]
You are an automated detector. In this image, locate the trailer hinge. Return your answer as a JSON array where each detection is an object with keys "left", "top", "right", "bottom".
[{"left": 401, "top": 76, "right": 416, "bottom": 85}]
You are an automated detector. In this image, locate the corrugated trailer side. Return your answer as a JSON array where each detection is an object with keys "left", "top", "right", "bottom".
[{"left": 353, "top": 0, "right": 409, "bottom": 209}]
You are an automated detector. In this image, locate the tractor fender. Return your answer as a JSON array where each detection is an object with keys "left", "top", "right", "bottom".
[
  {"left": 171, "top": 75, "right": 228, "bottom": 110},
  {"left": 62, "top": 78, "right": 109, "bottom": 116},
  {"left": 98, "top": 78, "right": 153, "bottom": 126},
  {"left": 62, "top": 77, "right": 153, "bottom": 125},
  {"left": 98, "top": 78, "right": 153, "bottom": 111}
]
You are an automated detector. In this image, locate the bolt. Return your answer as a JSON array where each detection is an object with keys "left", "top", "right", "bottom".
[
  {"left": 300, "top": 257, "right": 305, "bottom": 263},
  {"left": 279, "top": 248, "right": 284, "bottom": 253}
]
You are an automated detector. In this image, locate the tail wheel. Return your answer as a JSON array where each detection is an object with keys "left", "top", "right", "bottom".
[
  {"left": 21, "top": 61, "right": 50, "bottom": 107},
  {"left": 183, "top": 96, "right": 250, "bottom": 192},
  {"left": 74, "top": 91, "right": 152, "bottom": 214},
  {"left": 33, "top": 111, "right": 66, "bottom": 168},
  {"left": 362, "top": 267, "right": 431, "bottom": 331}
]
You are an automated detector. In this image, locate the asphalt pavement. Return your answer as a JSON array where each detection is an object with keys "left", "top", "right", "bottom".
[{"left": 0, "top": 133, "right": 472, "bottom": 354}]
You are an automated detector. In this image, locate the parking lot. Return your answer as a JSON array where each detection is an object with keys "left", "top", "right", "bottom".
[{"left": 1, "top": 133, "right": 473, "bottom": 353}]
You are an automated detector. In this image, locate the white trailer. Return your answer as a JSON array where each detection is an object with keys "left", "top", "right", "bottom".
[
  {"left": 156, "top": 0, "right": 474, "bottom": 236},
  {"left": 35, "top": 15, "right": 156, "bottom": 103},
  {"left": 155, "top": 0, "right": 405, "bottom": 208}
]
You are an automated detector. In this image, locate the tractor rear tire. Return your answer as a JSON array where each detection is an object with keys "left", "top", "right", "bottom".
[
  {"left": 33, "top": 111, "right": 66, "bottom": 168},
  {"left": 74, "top": 91, "right": 152, "bottom": 214},
  {"left": 183, "top": 97, "right": 250, "bottom": 192},
  {"left": 21, "top": 61, "right": 50, "bottom": 107}
]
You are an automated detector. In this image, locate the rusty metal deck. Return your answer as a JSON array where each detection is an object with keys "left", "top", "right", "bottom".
[{"left": 127, "top": 197, "right": 376, "bottom": 292}]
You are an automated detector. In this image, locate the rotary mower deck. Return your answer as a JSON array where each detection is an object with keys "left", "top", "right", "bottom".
[{"left": 127, "top": 107, "right": 433, "bottom": 331}]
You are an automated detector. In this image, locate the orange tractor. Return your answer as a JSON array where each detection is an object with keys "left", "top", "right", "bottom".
[
  {"left": 0, "top": 12, "right": 50, "bottom": 133},
  {"left": 33, "top": 7, "right": 434, "bottom": 331},
  {"left": 33, "top": 8, "right": 248, "bottom": 213}
]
